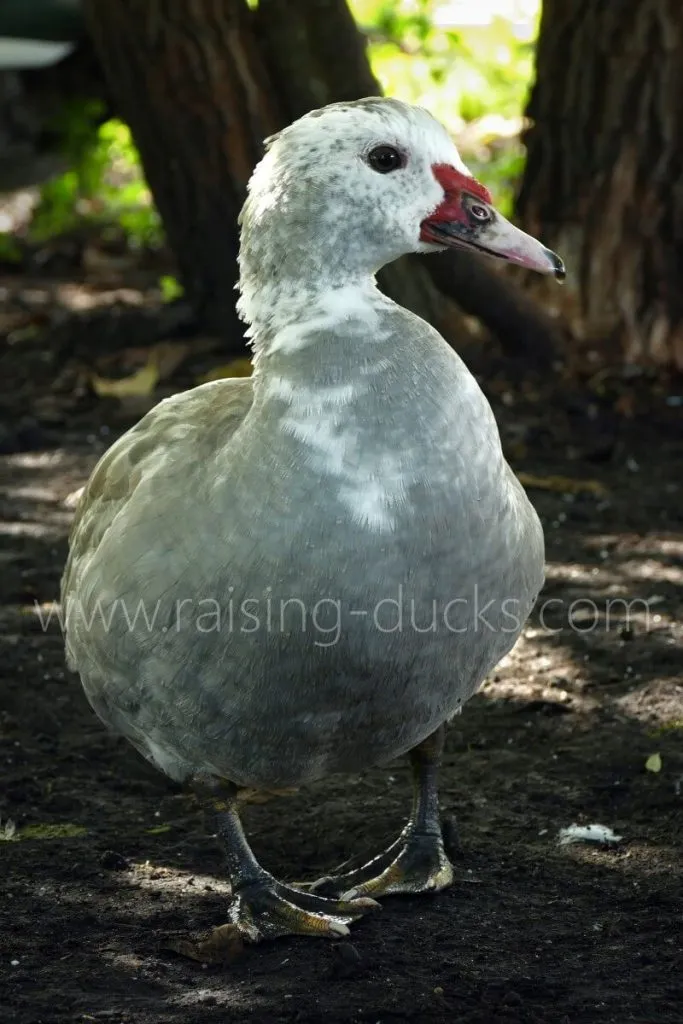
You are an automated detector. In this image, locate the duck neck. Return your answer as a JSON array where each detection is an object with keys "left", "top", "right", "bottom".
[
  {"left": 239, "top": 263, "right": 396, "bottom": 382},
  {"left": 236, "top": 185, "right": 394, "bottom": 364},
  {"left": 239, "top": 265, "right": 382, "bottom": 352}
]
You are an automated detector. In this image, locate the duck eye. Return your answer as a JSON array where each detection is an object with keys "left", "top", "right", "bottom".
[
  {"left": 468, "top": 201, "right": 491, "bottom": 223},
  {"left": 367, "top": 145, "right": 404, "bottom": 174}
]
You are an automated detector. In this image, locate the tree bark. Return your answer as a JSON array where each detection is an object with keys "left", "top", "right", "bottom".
[
  {"left": 518, "top": 0, "right": 683, "bottom": 370},
  {"left": 84, "top": 0, "right": 279, "bottom": 352}
]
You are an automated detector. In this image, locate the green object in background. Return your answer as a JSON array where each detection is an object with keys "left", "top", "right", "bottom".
[
  {"left": 159, "top": 275, "right": 184, "bottom": 302},
  {"left": 1, "top": 822, "right": 88, "bottom": 841},
  {"left": 30, "top": 113, "right": 163, "bottom": 248},
  {"left": 351, "top": 0, "right": 540, "bottom": 210}
]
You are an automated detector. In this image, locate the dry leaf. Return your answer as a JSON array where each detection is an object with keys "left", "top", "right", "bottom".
[
  {"left": 151, "top": 340, "right": 191, "bottom": 381},
  {"left": 197, "top": 359, "right": 253, "bottom": 383},
  {"left": 236, "top": 786, "right": 299, "bottom": 805},
  {"left": 90, "top": 340, "right": 192, "bottom": 400},
  {"left": 517, "top": 473, "right": 608, "bottom": 497},
  {"left": 0, "top": 818, "right": 17, "bottom": 841},
  {"left": 614, "top": 392, "right": 636, "bottom": 418},
  {"left": 163, "top": 924, "right": 247, "bottom": 964},
  {"left": 91, "top": 357, "right": 159, "bottom": 398}
]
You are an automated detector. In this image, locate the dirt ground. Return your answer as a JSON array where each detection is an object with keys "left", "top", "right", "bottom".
[{"left": 1, "top": 265, "right": 682, "bottom": 1024}]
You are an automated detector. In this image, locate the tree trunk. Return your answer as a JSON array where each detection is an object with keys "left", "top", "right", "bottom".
[
  {"left": 518, "top": 0, "right": 683, "bottom": 370},
  {"left": 84, "top": 0, "right": 279, "bottom": 352}
]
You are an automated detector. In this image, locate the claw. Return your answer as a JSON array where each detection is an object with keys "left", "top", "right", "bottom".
[
  {"left": 167, "top": 876, "right": 378, "bottom": 961},
  {"left": 225, "top": 873, "right": 379, "bottom": 942},
  {"left": 309, "top": 830, "right": 454, "bottom": 902}
]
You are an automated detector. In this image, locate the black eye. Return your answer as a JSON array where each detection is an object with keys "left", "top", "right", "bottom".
[
  {"left": 367, "top": 145, "right": 404, "bottom": 174},
  {"left": 468, "top": 201, "right": 491, "bottom": 222}
]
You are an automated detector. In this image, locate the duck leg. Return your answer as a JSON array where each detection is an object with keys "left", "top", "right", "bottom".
[
  {"left": 191, "top": 777, "right": 379, "bottom": 947},
  {"left": 306, "top": 725, "right": 454, "bottom": 900}
]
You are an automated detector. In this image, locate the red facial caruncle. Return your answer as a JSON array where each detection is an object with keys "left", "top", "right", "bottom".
[{"left": 420, "top": 165, "right": 493, "bottom": 240}]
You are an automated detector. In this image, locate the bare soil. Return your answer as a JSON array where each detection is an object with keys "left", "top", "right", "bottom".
[{"left": 1, "top": 267, "right": 681, "bottom": 1023}]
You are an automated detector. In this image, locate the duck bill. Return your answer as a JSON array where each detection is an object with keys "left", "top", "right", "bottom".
[
  {"left": 420, "top": 164, "right": 565, "bottom": 280},
  {"left": 422, "top": 212, "right": 565, "bottom": 280}
]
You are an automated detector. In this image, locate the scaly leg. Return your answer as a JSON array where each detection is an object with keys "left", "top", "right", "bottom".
[
  {"left": 188, "top": 778, "right": 379, "bottom": 950},
  {"left": 306, "top": 725, "right": 454, "bottom": 900}
]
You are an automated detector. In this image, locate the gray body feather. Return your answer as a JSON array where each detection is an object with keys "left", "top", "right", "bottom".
[{"left": 63, "top": 301, "right": 544, "bottom": 788}]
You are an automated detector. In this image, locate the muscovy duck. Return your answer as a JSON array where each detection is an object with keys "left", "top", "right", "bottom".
[{"left": 62, "top": 97, "right": 564, "bottom": 947}]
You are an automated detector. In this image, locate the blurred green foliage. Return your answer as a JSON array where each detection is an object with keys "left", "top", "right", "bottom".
[
  {"left": 351, "top": 0, "right": 539, "bottom": 214},
  {"left": 29, "top": 99, "right": 162, "bottom": 247},
  {"left": 353, "top": 0, "right": 537, "bottom": 117},
  {"left": 29, "top": 0, "right": 537, "bottom": 245},
  {"left": 0, "top": 232, "right": 23, "bottom": 263},
  {"left": 159, "top": 274, "right": 184, "bottom": 302}
]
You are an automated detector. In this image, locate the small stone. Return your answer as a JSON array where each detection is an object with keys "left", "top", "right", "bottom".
[
  {"left": 503, "top": 990, "right": 522, "bottom": 1007},
  {"left": 442, "top": 816, "right": 464, "bottom": 860},
  {"left": 330, "top": 941, "right": 362, "bottom": 978},
  {"left": 100, "top": 850, "right": 130, "bottom": 871}
]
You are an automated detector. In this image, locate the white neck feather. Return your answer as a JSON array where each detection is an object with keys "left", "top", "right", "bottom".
[{"left": 239, "top": 277, "right": 388, "bottom": 369}]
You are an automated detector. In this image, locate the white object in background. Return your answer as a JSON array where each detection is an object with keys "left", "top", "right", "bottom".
[
  {"left": 0, "top": 38, "right": 74, "bottom": 70},
  {"left": 558, "top": 824, "right": 623, "bottom": 847}
]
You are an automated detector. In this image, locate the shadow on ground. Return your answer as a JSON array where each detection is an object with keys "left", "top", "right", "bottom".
[{"left": 1, "top": 295, "right": 682, "bottom": 1023}]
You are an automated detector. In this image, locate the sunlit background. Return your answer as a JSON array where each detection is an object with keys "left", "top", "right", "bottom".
[{"left": 0, "top": 0, "right": 541, "bottom": 255}]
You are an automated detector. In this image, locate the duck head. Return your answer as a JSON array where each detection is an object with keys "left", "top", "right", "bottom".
[{"left": 238, "top": 98, "right": 564, "bottom": 330}]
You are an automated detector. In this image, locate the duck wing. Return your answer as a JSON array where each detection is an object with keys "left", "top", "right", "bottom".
[{"left": 61, "top": 377, "right": 254, "bottom": 666}]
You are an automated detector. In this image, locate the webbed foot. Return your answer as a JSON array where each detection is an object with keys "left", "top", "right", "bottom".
[
  {"left": 185, "top": 776, "right": 379, "bottom": 954},
  {"left": 300, "top": 725, "right": 455, "bottom": 902},
  {"left": 307, "top": 824, "right": 453, "bottom": 900}
]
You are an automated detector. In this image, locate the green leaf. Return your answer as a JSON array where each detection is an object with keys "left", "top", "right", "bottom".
[
  {"left": 0, "top": 234, "right": 23, "bottom": 264},
  {"left": 159, "top": 275, "right": 184, "bottom": 302},
  {"left": 15, "top": 823, "right": 87, "bottom": 840}
]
